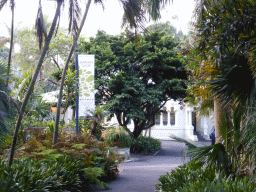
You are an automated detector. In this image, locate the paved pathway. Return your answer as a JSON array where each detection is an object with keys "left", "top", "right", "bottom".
[{"left": 94, "top": 140, "right": 211, "bottom": 192}]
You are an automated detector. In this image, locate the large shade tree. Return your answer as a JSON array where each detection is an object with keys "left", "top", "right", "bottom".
[
  {"left": 1, "top": 0, "right": 173, "bottom": 164},
  {"left": 53, "top": 0, "right": 173, "bottom": 143},
  {"left": 79, "top": 27, "right": 187, "bottom": 138}
]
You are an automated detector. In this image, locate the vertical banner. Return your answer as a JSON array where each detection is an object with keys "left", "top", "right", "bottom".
[{"left": 78, "top": 54, "right": 95, "bottom": 116}]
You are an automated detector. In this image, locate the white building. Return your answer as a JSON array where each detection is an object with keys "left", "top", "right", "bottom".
[{"left": 105, "top": 99, "right": 214, "bottom": 141}]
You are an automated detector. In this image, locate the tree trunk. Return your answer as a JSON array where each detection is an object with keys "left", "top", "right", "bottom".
[
  {"left": 8, "top": 0, "right": 63, "bottom": 166},
  {"left": 133, "top": 124, "right": 142, "bottom": 138},
  {"left": 214, "top": 96, "right": 223, "bottom": 144},
  {"left": 6, "top": 1, "right": 14, "bottom": 87},
  {"left": 53, "top": 0, "right": 92, "bottom": 144},
  {"left": 132, "top": 119, "right": 145, "bottom": 138}
]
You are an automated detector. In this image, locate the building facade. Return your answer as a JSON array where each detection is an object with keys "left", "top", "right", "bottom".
[{"left": 105, "top": 99, "right": 214, "bottom": 141}]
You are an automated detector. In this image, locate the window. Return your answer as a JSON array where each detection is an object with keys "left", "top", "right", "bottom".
[
  {"left": 170, "top": 107, "right": 175, "bottom": 125},
  {"left": 163, "top": 110, "right": 168, "bottom": 125}
]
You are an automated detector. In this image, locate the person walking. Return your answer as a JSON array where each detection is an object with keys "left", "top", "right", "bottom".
[{"left": 210, "top": 130, "right": 215, "bottom": 145}]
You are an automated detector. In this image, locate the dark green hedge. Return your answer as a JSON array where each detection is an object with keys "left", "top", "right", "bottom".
[{"left": 130, "top": 136, "right": 161, "bottom": 154}]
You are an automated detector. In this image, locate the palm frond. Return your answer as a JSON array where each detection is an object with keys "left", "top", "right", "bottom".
[
  {"left": 94, "top": 0, "right": 104, "bottom": 6},
  {"left": 170, "top": 135, "right": 198, "bottom": 149},
  {"left": 0, "top": 61, "right": 11, "bottom": 146},
  {"left": 68, "top": 0, "right": 81, "bottom": 36},
  {"left": 0, "top": 0, "right": 8, "bottom": 11},
  {"left": 210, "top": 54, "right": 255, "bottom": 108},
  {"left": 171, "top": 134, "right": 231, "bottom": 174},
  {"left": 144, "top": 0, "right": 172, "bottom": 21},
  {"left": 35, "top": 0, "right": 47, "bottom": 50},
  {"left": 120, "top": 0, "right": 146, "bottom": 31}
]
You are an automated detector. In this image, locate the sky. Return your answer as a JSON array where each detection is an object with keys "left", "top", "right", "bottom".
[{"left": 0, "top": 0, "right": 195, "bottom": 38}]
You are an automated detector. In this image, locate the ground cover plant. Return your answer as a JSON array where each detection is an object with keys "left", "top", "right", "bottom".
[
  {"left": 0, "top": 130, "right": 123, "bottom": 191},
  {"left": 130, "top": 135, "right": 161, "bottom": 154},
  {"left": 156, "top": 160, "right": 256, "bottom": 192}
]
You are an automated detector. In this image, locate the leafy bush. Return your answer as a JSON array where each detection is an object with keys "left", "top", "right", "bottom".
[
  {"left": 11, "top": 132, "right": 122, "bottom": 185},
  {"left": 130, "top": 136, "right": 161, "bottom": 154},
  {"left": 102, "top": 127, "right": 132, "bottom": 148},
  {"left": 156, "top": 160, "right": 256, "bottom": 192},
  {"left": 0, "top": 156, "right": 109, "bottom": 191}
]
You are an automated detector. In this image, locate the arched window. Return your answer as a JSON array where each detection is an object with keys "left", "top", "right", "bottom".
[
  {"left": 163, "top": 107, "right": 168, "bottom": 125},
  {"left": 170, "top": 107, "right": 175, "bottom": 125}
]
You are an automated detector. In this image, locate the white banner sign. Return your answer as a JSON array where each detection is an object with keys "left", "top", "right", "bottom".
[{"left": 78, "top": 54, "right": 95, "bottom": 116}]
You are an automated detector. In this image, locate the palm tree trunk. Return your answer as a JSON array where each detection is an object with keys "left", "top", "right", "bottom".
[
  {"left": 8, "top": 0, "right": 63, "bottom": 166},
  {"left": 214, "top": 96, "right": 223, "bottom": 144},
  {"left": 53, "top": 0, "right": 92, "bottom": 144},
  {"left": 6, "top": 1, "right": 14, "bottom": 87}
]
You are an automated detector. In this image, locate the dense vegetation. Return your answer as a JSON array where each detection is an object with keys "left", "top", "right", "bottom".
[
  {"left": 157, "top": 0, "right": 256, "bottom": 190},
  {"left": 0, "top": 0, "right": 256, "bottom": 191},
  {"left": 79, "top": 26, "right": 187, "bottom": 138},
  {"left": 156, "top": 160, "right": 256, "bottom": 192}
]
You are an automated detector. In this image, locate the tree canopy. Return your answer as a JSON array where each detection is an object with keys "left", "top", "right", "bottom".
[{"left": 79, "top": 25, "right": 187, "bottom": 138}]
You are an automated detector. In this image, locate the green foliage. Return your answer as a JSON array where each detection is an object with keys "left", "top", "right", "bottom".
[
  {"left": 11, "top": 132, "right": 122, "bottom": 183},
  {"left": 62, "top": 67, "right": 77, "bottom": 111},
  {"left": 102, "top": 127, "right": 132, "bottom": 148},
  {"left": 79, "top": 27, "right": 187, "bottom": 138},
  {"left": 0, "top": 60, "right": 15, "bottom": 146},
  {"left": 47, "top": 120, "right": 55, "bottom": 133},
  {"left": 156, "top": 160, "right": 256, "bottom": 192},
  {"left": 0, "top": 156, "right": 109, "bottom": 191},
  {"left": 130, "top": 136, "right": 161, "bottom": 154}
]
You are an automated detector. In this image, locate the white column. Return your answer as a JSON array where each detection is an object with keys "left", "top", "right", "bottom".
[
  {"left": 189, "top": 110, "right": 192, "bottom": 126},
  {"left": 174, "top": 109, "right": 178, "bottom": 126},
  {"left": 167, "top": 110, "right": 171, "bottom": 126},
  {"left": 160, "top": 112, "right": 163, "bottom": 126}
]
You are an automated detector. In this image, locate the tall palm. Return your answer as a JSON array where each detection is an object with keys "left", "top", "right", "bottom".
[
  {"left": 193, "top": 0, "right": 256, "bottom": 143},
  {"left": 8, "top": 0, "right": 64, "bottom": 166},
  {"left": 53, "top": 0, "right": 172, "bottom": 144},
  {"left": 0, "top": 0, "right": 15, "bottom": 87}
]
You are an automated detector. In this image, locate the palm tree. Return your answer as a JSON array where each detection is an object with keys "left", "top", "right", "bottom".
[
  {"left": 182, "top": 0, "right": 256, "bottom": 180},
  {"left": 53, "top": 0, "right": 172, "bottom": 144},
  {"left": 193, "top": 0, "right": 256, "bottom": 143},
  {"left": 8, "top": 0, "right": 64, "bottom": 166},
  {"left": 0, "top": 0, "right": 15, "bottom": 87}
]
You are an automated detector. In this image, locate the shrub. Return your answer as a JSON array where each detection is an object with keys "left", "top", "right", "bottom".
[
  {"left": 130, "top": 136, "right": 161, "bottom": 154},
  {"left": 156, "top": 160, "right": 256, "bottom": 192},
  {"left": 12, "top": 133, "right": 122, "bottom": 185},
  {"left": 101, "top": 127, "right": 132, "bottom": 148},
  {"left": 0, "top": 156, "right": 109, "bottom": 191}
]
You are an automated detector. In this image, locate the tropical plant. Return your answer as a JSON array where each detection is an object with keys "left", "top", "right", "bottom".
[
  {"left": 9, "top": 0, "right": 64, "bottom": 166},
  {"left": 0, "top": 0, "right": 15, "bottom": 87},
  {"left": 156, "top": 160, "right": 256, "bottom": 192},
  {"left": 0, "top": 60, "right": 11, "bottom": 145},
  {"left": 130, "top": 136, "right": 161, "bottom": 154},
  {"left": 190, "top": 0, "right": 256, "bottom": 143},
  {"left": 53, "top": 0, "right": 173, "bottom": 143},
  {"left": 0, "top": 156, "right": 109, "bottom": 191},
  {"left": 101, "top": 127, "right": 132, "bottom": 148}
]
